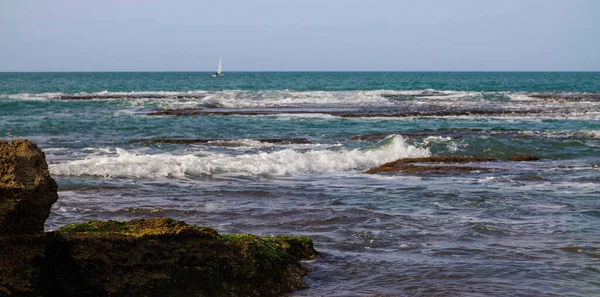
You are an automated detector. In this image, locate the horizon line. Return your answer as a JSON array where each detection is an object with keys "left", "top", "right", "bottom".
[{"left": 1, "top": 70, "right": 600, "bottom": 73}]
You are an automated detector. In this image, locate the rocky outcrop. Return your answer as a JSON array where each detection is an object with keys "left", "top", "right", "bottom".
[
  {"left": 0, "top": 234, "right": 48, "bottom": 296},
  {"left": 146, "top": 108, "right": 540, "bottom": 118},
  {"left": 1, "top": 139, "right": 57, "bottom": 296},
  {"left": 0, "top": 140, "right": 58, "bottom": 234},
  {"left": 349, "top": 134, "right": 388, "bottom": 141},
  {"left": 42, "top": 218, "right": 316, "bottom": 297},
  {"left": 507, "top": 154, "right": 540, "bottom": 161},
  {"left": 0, "top": 139, "right": 318, "bottom": 297},
  {"left": 365, "top": 156, "right": 497, "bottom": 175},
  {"left": 132, "top": 138, "right": 312, "bottom": 145}
]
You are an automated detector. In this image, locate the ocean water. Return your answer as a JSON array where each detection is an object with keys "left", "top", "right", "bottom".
[{"left": 1, "top": 72, "right": 599, "bottom": 296}]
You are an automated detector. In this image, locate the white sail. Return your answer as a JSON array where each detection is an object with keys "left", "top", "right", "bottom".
[{"left": 212, "top": 58, "right": 223, "bottom": 77}]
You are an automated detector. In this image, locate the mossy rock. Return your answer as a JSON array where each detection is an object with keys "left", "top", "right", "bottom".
[
  {"left": 43, "top": 218, "right": 317, "bottom": 297},
  {"left": 57, "top": 218, "right": 217, "bottom": 237}
]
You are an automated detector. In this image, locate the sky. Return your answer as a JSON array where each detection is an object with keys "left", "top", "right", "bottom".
[{"left": 1, "top": 0, "right": 599, "bottom": 71}]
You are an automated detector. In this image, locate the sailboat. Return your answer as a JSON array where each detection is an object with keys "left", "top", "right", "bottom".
[{"left": 212, "top": 58, "right": 223, "bottom": 77}]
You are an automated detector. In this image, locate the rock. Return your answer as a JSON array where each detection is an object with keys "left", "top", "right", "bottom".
[
  {"left": 349, "top": 134, "right": 388, "bottom": 141},
  {"left": 390, "top": 156, "right": 497, "bottom": 163},
  {"left": 42, "top": 218, "right": 317, "bottom": 297},
  {"left": 0, "top": 139, "right": 318, "bottom": 297},
  {"left": 0, "top": 234, "right": 48, "bottom": 296},
  {"left": 145, "top": 108, "right": 541, "bottom": 118},
  {"left": 132, "top": 138, "right": 312, "bottom": 145},
  {"left": 514, "top": 175, "right": 543, "bottom": 181},
  {"left": 507, "top": 154, "right": 540, "bottom": 161},
  {"left": 0, "top": 139, "right": 58, "bottom": 235},
  {"left": 146, "top": 107, "right": 203, "bottom": 116},
  {"left": 365, "top": 156, "right": 496, "bottom": 175}
]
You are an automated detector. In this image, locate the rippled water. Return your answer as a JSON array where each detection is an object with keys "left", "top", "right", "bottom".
[{"left": 1, "top": 72, "right": 599, "bottom": 296}]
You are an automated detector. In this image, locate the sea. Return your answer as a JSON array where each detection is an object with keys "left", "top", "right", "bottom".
[{"left": 1, "top": 72, "right": 599, "bottom": 296}]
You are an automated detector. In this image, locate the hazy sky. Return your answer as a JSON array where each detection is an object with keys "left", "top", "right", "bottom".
[{"left": 1, "top": 0, "right": 599, "bottom": 71}]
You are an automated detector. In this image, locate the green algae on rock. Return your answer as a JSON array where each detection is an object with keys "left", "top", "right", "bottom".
[
  {"left": 43, "top": 218, "right": 317, "bottom": 297},
  {"left": 57, "top": 217, "right": 217, "bottom": 237}
]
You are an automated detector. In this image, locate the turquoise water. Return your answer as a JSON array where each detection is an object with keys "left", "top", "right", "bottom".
[
  {"left": 1, "top": 72, "right": 599, "bottom": 296},
  {"left": 2, "top": 71, "right": 600, "bottom": 93}
]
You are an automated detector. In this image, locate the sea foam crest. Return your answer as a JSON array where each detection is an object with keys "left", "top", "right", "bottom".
[{"left": 49, "top": 135, "right": 429, "bottom": 178}]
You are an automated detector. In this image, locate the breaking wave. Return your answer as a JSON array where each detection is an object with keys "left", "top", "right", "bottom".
[{"left": 49, "top": 135, "right": 430, "bottom": 178}]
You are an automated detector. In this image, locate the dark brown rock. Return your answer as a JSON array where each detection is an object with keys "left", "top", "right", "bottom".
[
  {"left": 0, "top": 234, "right": 48, "bottom": 296},
  {"left": 132, "top": 138, "right": 312, "bottom": 145},
  {"left": 514, "top": 175, "right": 543, "bottom": 181},
  {"left": 42, "top": 218, "right": 317, "bottom": 297},
  {"left": 528, "top": 93, "right": 600, "bottom": 102},
  {"left": 145, "top": 109, "right": 541, "bottom": 118},
  {"left": 365, "top": 156, "right": 497, "bottom": 175},
  {"left": 349, "top": 134, "right": 388, "bottom": 141},
  {"left": 0, "top": 139, "right": 58, "bottom": 235},
  {"left": 507, "top": 154, "right": 540, "bottom": 161},
  {"left": 392, "top": 156, "right": 497, "bottom": 163},
  {"left": 146, "top": 107, "right": 203, "bottom": 116}
]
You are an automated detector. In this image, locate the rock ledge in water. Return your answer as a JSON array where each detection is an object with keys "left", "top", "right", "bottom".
[
  {"left": 507, "top": 154, "right": 540, "bottom": 161},
  {"left": 365, "top": 156, "right": 497, "bottom": 175},
  {"left": 43, "top": 218, "right": 317, "bottom": 297}
]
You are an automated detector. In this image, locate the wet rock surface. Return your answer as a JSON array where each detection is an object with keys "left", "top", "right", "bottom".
[
  {"left": 54, "top": 94, "right": 208, "bottom": 100},
  {"left": 514, "top": 175, "right": 543, "bottom": 181},
  {"left": 528, "top": 92, "right": 600, "bottom": 102},
  {"left": 349, "top": 128, "right": 600, "bottom": 142},
  {"left": 366, "top": 155, "right": 544, "bottom": 175},
  {"left": 132, "top": 138, "right": 312, "bottom": 145},
  {"left": 146, "top": 107, "right": 204, "bottom": 116},
  {"left": 145, "top": 108, "right": 541, "bottom": 118},
  {"left": 365, "top": 156, "right": 497, "bottom": 175},
  {"left": 507, "top": 154, "right": 540, "bottom": 161}
]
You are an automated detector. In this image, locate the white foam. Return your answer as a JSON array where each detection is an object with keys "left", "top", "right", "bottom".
[
  {"left": 5, "top": 92, "right": 64, "bottom": 101},
  {"left": 49, "top": 135, "right": 430, "bottom": 178}
]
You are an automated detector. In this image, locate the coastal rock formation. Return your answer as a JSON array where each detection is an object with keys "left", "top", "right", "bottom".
[
  {"left": 43, "top": 218, "right": 317, "bottom": 297},
  {"left": 0, "top": 139, "right": 317, "bottom": 297},
  {"left": 507, "top": 154, "right": 540, "bottom": 161},
  {"left": 146, "top": 107, "right": 203, "bottom": 116},
  {"left": 0, "top": 139, "right": 58, "bottom": 234},
  {"left": 348, "top": 133, "right": 388, "bottom": 141},
  {"left": 0, "top": 234, "right": 48, "bottom": 296},
  {"left": 0, "top": 139, "right": 57, "bottom": 296},
  {"left": 365, "top": 156, "right": 497, "bottom": 175},
  {"left": 146, "top": 108, "right": 540, "bottom": 118},
  {"left": 132, "top": 138, "right": 312, "bottom": 145}
]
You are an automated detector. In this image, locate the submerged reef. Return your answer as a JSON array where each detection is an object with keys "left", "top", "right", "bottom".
[
  {"left": 365, "top": 156, "right": 498, "bottom": 175},
  {"left": 365, "top": 155, "right": 540, "bottom": 175},
  {"left": 0, "top": 139, "right": 317, "bottom": 297},
  {"left": 131, "top": 137, "right": 312, "bottom": 145}
]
